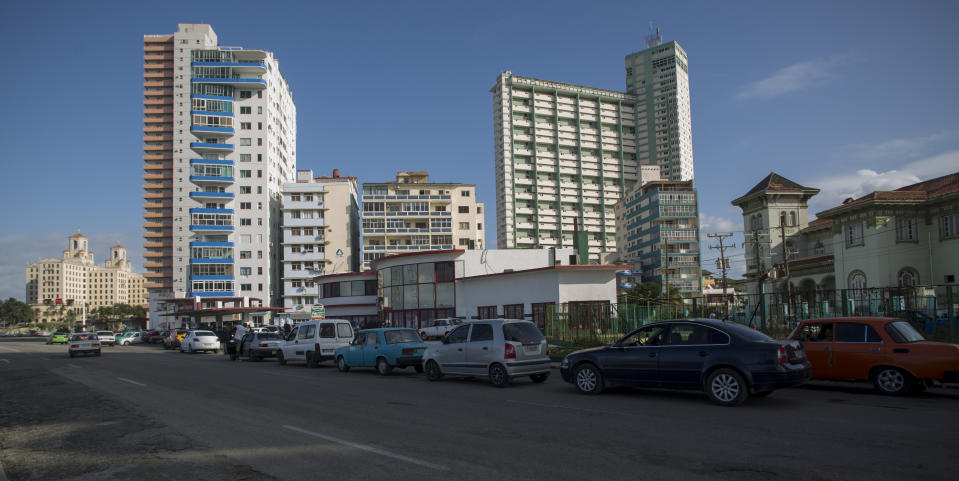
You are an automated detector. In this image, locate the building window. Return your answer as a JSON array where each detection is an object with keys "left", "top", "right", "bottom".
[
  {"left": 898, "top": 268, "right": 919, "bottom": 288},
  {"left": 240, "top": 202, "right": 251, "bottom": 209},
  {"left": 239, "top": 91, "right": 252, "bottom": 99},
  {"left": 846, "top": 223, "right": 863, "bottom": 247},
  {"left": 789, "top": 211, "right": 797, "bottom": 226},
  {"left": 240, "top": 170, "right": 252, "bottom": 178},
  {"left": 814, "top": 242, "right": 825, "bottom": 255},
  {"left": 239, "top": 154, "right": 251, "bottom": 162},
  {"left": 896, "top": 218, "right": 916, "bottom": 242},
  {"left": 461, "top": 190, "right": 471, "bottom": 197},
  {"left": 503, "top": 304, "right": 524, "bottom": 319},
  {"left": 477, "top": 223, "right": 482, "bottom": 230},
  {"left": 240, "top": 138, "right": 251, "bottom": 146},
  {"left": 240, "top": 218, "right": 252, "bottom": 226},
  {"left": 941, "top": 214, "right": 958, "bottom": 239},
  {"left": 240, "top": 106, "right": 251, "bottom": 114},
  {"left": 240, "top": 122, "right": 251, "bottom": 130},
  {"left": 848, "top": 271, "right": 866, "bottom": 297},
  {"left": 478, "top": 306, "right": 497, "bottom": 319},
  {"left": 459, "top": 222, "right": 470, "bottom": 230},
  {"left": 240, "top": 267, "right": 251, "bottom": 276},
  {"left": 458, "top": 206, "right": 469, "bottom": 214}
]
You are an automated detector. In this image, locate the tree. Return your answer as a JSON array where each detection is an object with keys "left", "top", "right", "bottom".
[{"left": 0, "top": 298, "right": 36, "bottom": 325}]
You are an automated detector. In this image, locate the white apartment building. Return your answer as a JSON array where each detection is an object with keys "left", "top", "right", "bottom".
[
  {"left": 142, "top": 24, "right": 296, "bottom": 326},
  {"left": 281, "top": 169, "right": 360, "bottom": 321},
  {"left": 491, "top": 72, "right": 639, "bottom": 261},
  {"left": 361, "top": 172, "right": 485, "bottom": 270},
  {"left": 625, "top": 34, "right": 694, "bottom": 181},
  {"left": 25, "top": 233, "right": 148, "bottom": 322}
]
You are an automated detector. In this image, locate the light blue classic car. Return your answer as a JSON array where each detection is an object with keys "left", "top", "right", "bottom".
[{"left": 335, "top": 328, "right": 428, "bottom": 376}]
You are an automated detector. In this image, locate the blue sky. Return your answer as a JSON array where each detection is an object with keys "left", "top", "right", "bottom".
[{"left": 2, "top": 0, "right": 957, "bottom": 301}]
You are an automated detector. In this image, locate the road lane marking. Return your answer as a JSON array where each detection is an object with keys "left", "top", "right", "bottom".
[
  {"left": 68, "top": 364, "right": 81, "bottom": 369},
  {"left": 117, "top": 377, "right": 146, "bottom": 387},
  {"left": 0, "top": 346, "right": 20, "bottom": 352},
  {"left": 282, "top": 425, "right": 449, "bottom": 471}
]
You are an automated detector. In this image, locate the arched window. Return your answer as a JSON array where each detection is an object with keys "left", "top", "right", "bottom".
[
  {"left": 779, "top": 212, "right": 787, "bottom": 227},
  {"left": 848, "top": 271, "right": 866, "bottom": 298},
  {"left": 814, "top": 242, "right": 825, "bottom": 255},
  {"left": 898, "top": 268, "right": 919, "bottom": 288},
  {"left": 790, "top": 211, "right": 797, "bottom": 226}
]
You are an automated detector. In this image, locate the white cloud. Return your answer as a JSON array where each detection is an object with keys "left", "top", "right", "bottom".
[
  {"left": 845, "top": 132, "right": 955, "bottom": 161},
  {"left": 808, "top": 150, "right": 959, "bottom": 215},
  {"left": 737, "top": 57, "right": 841, "bottom": 100},
  {"left": 0, "top": 231, "right": 143, "bottom": 303}
]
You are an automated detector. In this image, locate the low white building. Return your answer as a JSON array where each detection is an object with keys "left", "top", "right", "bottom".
[
  {"left": 312, "top": 271, "right": 378, "bottom": 328},
  {"left": 371, "top": 248, "right": 623, "bottom": 330}
]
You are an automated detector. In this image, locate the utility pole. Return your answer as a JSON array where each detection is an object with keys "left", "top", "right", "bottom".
[
  {"left": 779, "top": 220, "right": 799, "bottom": 324},
  {"left": 708, "top": 232, "right": 734, "bottom": 318},
  {"left": 662, "top": 240, "right": 670, "bottom": 300},
  {"left": 743, "top": 230, "right": 769, "bottom": 329}
]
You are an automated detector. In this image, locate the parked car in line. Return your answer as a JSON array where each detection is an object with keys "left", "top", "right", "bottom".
[
  {"left": 143, "top": 330, "right": 164, "bottom": 344},
  {"left": 180, "top": 330, "right": 221, "bottom": 353},
  {"left": 277, "top": 319, "right": 355, "bottom": 367},
  {"left": 233, "top": 332, "right": 284, "bottom": 361},
  {"left": 68, "top": 332, "right": 101, "bottom": 358},
  {"left": 117, "top": 331, "right": 142, "bottom": 345},
  {"left": 96, "top": 331, "right": 116, "bottom": 346},
  {"left": 791, "top": 317, "right": 959, "bottom": 395},
  {"left": 47, "top": 332, "right": 70, "bottom": 344},
  {"left": 418, "top": 318, "right": 462, "bottom": 340},
  {"left": 335, "top": 328, "right": 427, "bottom": 375},
  {"left": 560, "top": 319, "right": 811, "bottom": 406},
  {"left": 422, "top": 319, "right": 551, "bottom": 387},
  {"left": 163, "top": 330, "right": 188, "bottom": 350}
]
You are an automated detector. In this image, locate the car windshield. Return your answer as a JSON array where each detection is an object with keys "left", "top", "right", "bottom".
[
  {"left": 502, "top": 322, "right": 545, "bottom": 343},
  {"left": 97, "top": 331, "right": 113, "bottom": 336},
  {"left": 194, "top": 331, "right": 216, "bottom": 337},
  {"left": 885, "top": 321, "right": 925, "bottom": 343},
  {"left": 721, "top": 322, "right": 773, "bottom": 342},
  {"left": 256, "top": 333, "right": 281, "bottom": 340},
  {"left": 71, "top": 333, "right": 96, "bottom": 341},
  {"left": 385, "top": 330, "right": 421, "bottom": 344}
]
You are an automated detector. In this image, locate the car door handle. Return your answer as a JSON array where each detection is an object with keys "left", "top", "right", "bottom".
[
  {"left": 482, "top": 347, "right": 488, "bottom": 350},
  {"left": 893, "top": 348, "right": 909, "bottom": 353},
  {"left": 870, "top": 347, "right": 881, "bottom": 352},
  {"left": 457, "top": 348, "right": 463, "bottom": 352},
  {"left": 698, "top": 351, "right": 709, "bottom": 357}
]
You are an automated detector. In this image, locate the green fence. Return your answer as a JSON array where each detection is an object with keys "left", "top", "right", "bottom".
[{"left": 543, "top": 284, "right": 958, "bottom": 345}]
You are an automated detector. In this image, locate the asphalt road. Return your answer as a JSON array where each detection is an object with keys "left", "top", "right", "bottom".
[{"left": 1, "top": 337, "right": 957, "bottom": 481}]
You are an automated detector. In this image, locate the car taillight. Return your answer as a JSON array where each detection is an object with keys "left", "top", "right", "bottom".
[
  {"left": 504, "top": 343, "right": 516, "bottom": 359},
  {"left": 259, "top": 343, "right": 268, "bottom": 347},
  {"left": 71, "top": 344, "right": 79, "bottom": 348},
  {"left": 315, "top": 343, "right": 321, "bottom": 352},
  {"left": 93, "top": 344, "right": 99, "bottom": 347},
  {"left": 777, "top": 346, "right": 788, "bottom": 364},
  {"left": 402, "top": 348, "right": 414, "bottom": 355},
  {"left": 545, "top": 345, "right": 550, "bottom": 356}
]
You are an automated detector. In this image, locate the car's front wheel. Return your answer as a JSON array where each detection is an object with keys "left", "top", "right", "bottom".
[
  {"left": 706, "top": 368, "right": 748, "bottom": 406},
  {"left": 573, "top": 363, "right": 604, "bottom": 394},
  {"left": 337, "top": 356, "right": 350, "bottom": 372},
  {"left": 489, "top": 363, "right": 510, "bottom": 388},
  {"left": 278, "top": 351, "right": 287, "bottom": 366},
  {"left": 872, "top": 367, "right": 913, "bottom": 395},
  {"left": 376, "top": 358, "right": 393, "bottom": 376},
  {"left": 425, "top": 360, "right": 442, "bottom": 381}
]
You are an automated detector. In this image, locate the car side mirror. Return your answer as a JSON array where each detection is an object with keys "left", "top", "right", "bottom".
[{"left": 441, "top": 336, "right": 449, "bottom": 344}]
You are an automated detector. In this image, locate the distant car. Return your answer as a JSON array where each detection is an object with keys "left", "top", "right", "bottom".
[
  {"left": 560, "top": 319, "right": 811, "bottom": 406},
  {"left": 117, "top": 331, "right": 142, "bottom": 345},
  {"left": 791, "top": 317, "right": 959, "bottom": 395},
  {"left": 418, "top": 318, "right": 462, "bottom": 340},
  {"left": 163, "top": 330, "right": 188, "bottom": 350},
  {"left": 144, "top": 330, "right": 165, "bottom": 344},
  {"left": 422, "top": 319, "right": 552, "bottom": 387},
  {"left": 233, "top": 332, "right": 283, "bottom": 361},
  {"left": 180, "top": 330, "right": 221, "bottom": 353},
  {"left": 68, "top": 332, "right": 101, "bottom": 358},
  {"left": 335, "top": 328, "right": 427, "bottom": 375},
  {"left": 47, "top": 332, "right": 70, "bottom": 344},
  {"left": 96, "top": 331, "right": 116, "bottom": 346}
]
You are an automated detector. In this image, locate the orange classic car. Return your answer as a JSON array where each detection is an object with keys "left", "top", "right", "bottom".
[{"left": 791, "top": 317, "right": 959, "bottom": 395}]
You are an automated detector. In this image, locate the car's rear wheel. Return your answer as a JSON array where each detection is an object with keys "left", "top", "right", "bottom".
[
  {"left": 425, "top": 360, "right": 442, "bottom": 381},
  {"left": 376, "top": 358, "right": 393, "bottom": 376},
  {"left": 489, "top": 363, "right": 510, "bottom": 388},
  {"left": 872, "top": 367, "right": 912, "bottom": 395},
  {"left": 278, "top": 351, "right": 287, "bottom": 366},
  {"left": 69, "top": 351, "right": 75, "bottom": 358},
  {"left": 337, "top": 356, "right": 350, "bottom": 372},
  {"left": 573, "top": 363, "right": 603, "bottom": 394},
  {"left": 248, "top": 349, "right": 256, "bottom": 362},
  {"left": 419, "top": 331, "right": 428, "bottom": 340},
  {"left": 706, "top": 368, "right": 748, "bottom": 406},
  {"left": 95, "top": 350, "right": 101, "bottom": 357},
  {"left": 530, "top": 373, "right": 549, "bottom": 383},
  {"left": 213, "top": 349, "right": 219, "bottom": 354},
  {"left": 307, "top": 352, "right": 319, "bottom": 368}
]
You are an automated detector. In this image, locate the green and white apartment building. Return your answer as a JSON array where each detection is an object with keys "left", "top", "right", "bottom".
[
  {"left": 492, "top": 34, "right": 701, "bottom": 294},
  {"left": 142, "top": 24, "right": 296, "bottom": 326}
]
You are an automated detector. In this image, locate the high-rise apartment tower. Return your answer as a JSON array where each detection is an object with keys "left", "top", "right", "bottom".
[{"left": 142, "top": 24, "right": 296, "bottom": 325}]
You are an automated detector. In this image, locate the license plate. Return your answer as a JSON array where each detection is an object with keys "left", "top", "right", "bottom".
[{"left": 523, "top": 345, "right": 539, "bottom": 354}]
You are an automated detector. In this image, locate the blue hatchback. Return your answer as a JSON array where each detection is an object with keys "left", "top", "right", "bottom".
[{"left": 335, "top": 328, "right": 428, "bottom": 376}]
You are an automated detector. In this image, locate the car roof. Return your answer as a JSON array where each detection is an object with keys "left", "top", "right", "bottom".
[
  {"left": 359, "top": 328, "right": 415, "bottom": 333},
  {"left": 797, "top": 317, "right": 901, "bottom": 326},
  {"left": 464, "top": 318, "right": 532, "bottom": 325}
]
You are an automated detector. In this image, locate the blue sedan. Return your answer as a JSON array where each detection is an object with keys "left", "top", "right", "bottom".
[
  {"left": 559, "top": 319, "right": 811, "bottom": 406},
  {"left": 335, "top": 328, "right": 428, "bottom": 376}
]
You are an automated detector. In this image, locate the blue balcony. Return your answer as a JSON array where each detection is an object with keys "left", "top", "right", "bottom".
[
  {"left": 190, "top": 224, "right": 234, "bottom": 232},
  {"left": 190, "top": 258, "right": 235, "bottom": 264},
  {"left": 190, "top": 158, "right": 234, "bottom": 166},
  {"left": 189, "top": 275, "right": 235, "bottom": 281},
  {"left": 190, "top": 176, "right": 235, "bottom": 183},
  {"left": 191, "top": 110, "right": 234, "bottom": 117},
  {"left": 188, "top": 291, "right": 236, "bottom": 297},
  {"left": 189, "top": 191, "right": 234, "bottom": 200},
  {"left": 190, "top": 241, "right": 234, "bottom": 248},
  {"left": 191, "top": 94, "right": 234, "bottom": 101},
  {"left": 192, "top": 61, "right": 267, "bottom": 74},
  {"left": 190, "top": 126, "right": 234, "bottom": 136},
  {"left": 191, "top": 142, "right": 234, "bottom": 152},
  {"left": 190, "top": 208, "right": 234, "bottom": 215},
  {"left": 192, "top": 77, "right": 267, "bottom": 89}
]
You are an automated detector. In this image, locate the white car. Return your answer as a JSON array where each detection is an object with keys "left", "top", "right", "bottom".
[
  {"left": 277, "top": 319, "right": 354, "bottom": 367},
  {"left": 68, "top": 332, "right": 101, "bottom": 358},
  {"left": 419, "top": 318, "right": 462, "bottom": 340},
  {"left": 180, "top": 330, "right": 221, "bottom": 353},
  {"left": 117, "top": 332, "right": 142, "bottom": 345},
  {"left": 96, "top": 331, "right": 116, "bottom": 346}
]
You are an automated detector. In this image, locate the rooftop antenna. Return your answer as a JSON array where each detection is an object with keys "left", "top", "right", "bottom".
[{"left": 645, "top": 24, "right": 662, "bottom": 48}]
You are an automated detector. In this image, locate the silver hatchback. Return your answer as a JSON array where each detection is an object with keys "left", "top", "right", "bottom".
[{"left": 422, "top": 319, "right": 551, "bottom": 387}]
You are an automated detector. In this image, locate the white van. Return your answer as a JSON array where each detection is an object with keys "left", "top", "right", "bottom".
[{"left": 278, "top": 319, "right": 354, "bottom": 367}]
